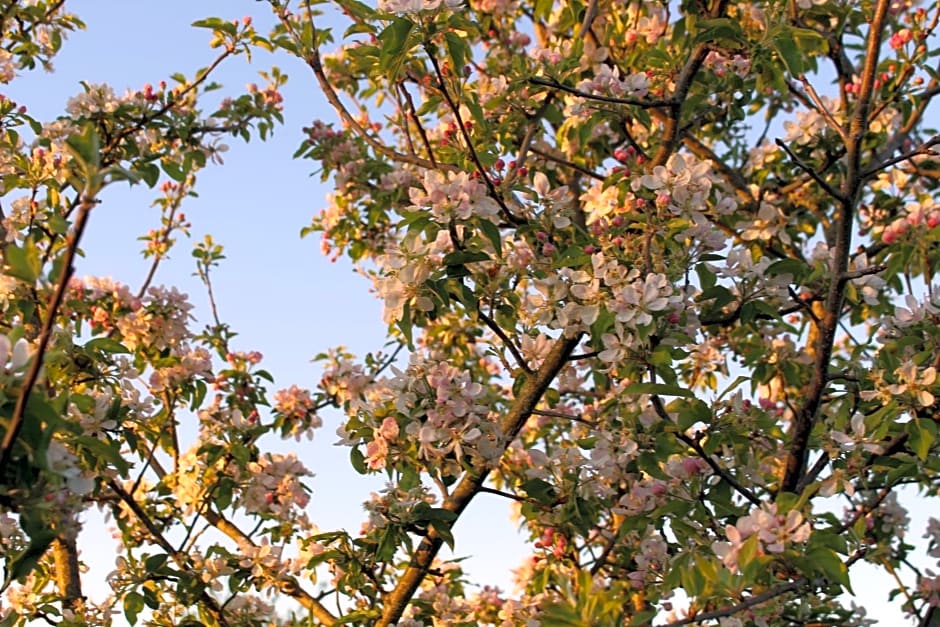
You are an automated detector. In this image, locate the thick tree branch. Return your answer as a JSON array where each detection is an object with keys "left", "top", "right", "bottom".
[
  {"left": 377, "top": 333, "right": 581, "bottom": 625},
  {"left": 51, "top": 535, "right": 82, "bottom": 612},
  {"left": 781, "top": 0, "right": 892, "bottom": 494}
]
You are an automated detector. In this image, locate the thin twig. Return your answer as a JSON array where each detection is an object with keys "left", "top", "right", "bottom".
[
  {"left": 478, "top": 307, "right": 531, "bottom": 374},
  {"left": 651, "top": 396, "right": 762, "bottom": 506},
  {"left": 478, "top": 485, "right": 527, "bottom": 503},
  {"left": 566, "top": 350, "right": 599, "bottom": 361},
  {"left": 505, "top": 94, "right": 555, "bottom": 187},
  {"left": 799, "top": 75, "right": 849, "bottom": 142},
  {"left": 427, "top": 51, "right": 523, "bottom": 225},
  {"left": 280, "top": 4, "right": 445, "bottom": 172},
  {"left": 398, "top": 82, "right": 438, "bottom": 168},
  {"left": 774, "top": 138, "right": 844, "bottom": 201},
  {"left": 528, "top": 145, "right": 605, "bottom": 180},
  {"left": 662, "top": 580, "right": 804, "bottom": 626},
  {"left": 532, "top": 408, "right": 594, "bottom": 426},
  {"left": 528, "top": 76, "right": 672, "bottom": 108},
  {"left": 840, "top": 263, "right": 887, "bottom": 282},
  {"left": 862, "top": 134, "right": 940, "bottom": 179},
  {"left": 109, "top": 480, "right": 231, "bottom": 626}
]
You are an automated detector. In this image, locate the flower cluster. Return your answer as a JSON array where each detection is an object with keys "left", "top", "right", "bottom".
[
  {"left": 713, "top": 504, "right": 812, "bottom": 572},
  {"left": 576, "top": 65, "right": 650, "bottom": 99},
  {"left": 273, "top": 384, "right": 323, "bottom": 440},
  {"left": 240, "top": 452, "right": 313, "bottom": 519},
  {"left": 378, "top": 0, "right": 462, "bottom": 13},
  {"left": 408, "top": 170, "right": 501, "bottom": 222}
]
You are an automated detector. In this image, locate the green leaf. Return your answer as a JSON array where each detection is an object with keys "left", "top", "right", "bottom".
[
  {"left": 215, "top": 478, "right": 233, "bottom": 509},
  {"left": 136, "top": 163, "right": 160, "bottom": 188},
  {"left": 144, "top": 553, "right": 168, "bottom": 573},
  {"left": 766, "top": 258, "right": 807, "bottom": 280},
  {"left": 162, "top": 159, "right": 186, "bottom": 182},
  {"left": 377, "top": 18, "right": 415, "bottom": 81},
  {"left": 680, "top": 557, "right": 707, "bottom": 595},
  {"left": 674, "top": 399, "right": 712, "bottom": 430},
  {"left": 769, "top": 26, "right": 826, "bottom": 76},
  {"left": 533, "top": 0, "right": 553, "bottom": 20},
  {"left": 124, "top": 591, "right": 145, "bottom": 625},
  {"left": 350, "top": 446, "right": 367, "bottom": 474},
  {"left": 520, "top": 478, "right": 557, "bottom": 505},
  {"left": 552, "top": 245, "right": 590, "bottom": 269},
  {"left": 540, "top": 601, "right": 583, "bottom": 626},
  {"left": 66, "top": 124, "right": 101, "bottom": 170},
  {"left": 396, "top": 301, "right": 414, "bottom": 347},
  {"left": 717, "top": 375, "right": 749, "bottom": 401},
  {"left": 741, "top": 299, "right": 783, "bottom": 323},
  {"left": 336, "top": 0, "right": 376, "bottom": 20},
  {"left": 444, "top": 31, "right": 471, "bottom": 72},
  {"left": 105, "top": 165, "right": 141, "bottom": 185},
  {"left": 480, "top": 220, "right": 502, "bottom": 255},
  {"left": 84, "top": 337, "right": 130, "bottom": 354},
  {"left": 443, "top": 250, "right": 490, "bottom": 265},
  {"left": 908, "top": 418, "right": 937, "bottom": 461},
  {"left": 429, "top": 519, "right": 455, "bottom": 549},
  {"left": 699, "top": 285, "right": 735, "bottom": 311},
  {"left": 191, "top": 17, "right": 225, "bottom": 30},
  {"left": 809, "top": 530, "right": 848, "bottom": 556},
  {"left": 422, "top": 507, "right": 457, "bottom": 522},
  {"left": 694, "top": 17, "right": 744, "bottom": 45},
  {"left": 629, "top": 610, "right": 658, "bottom": 626},
  {"left": 4, "top": 239, "right": 41, "bottom": 283},
  {"left": 695, "top": 262, "right": 717, "bottom": 291},
  {"left": 772, "top": 33, "right": 803, "bottom": 75},
  {"left": 77, "top": 434, "right": 130, "bottom": 474},
  {"left": 806, "top": 547, "right": 852, "bottom": 592}
]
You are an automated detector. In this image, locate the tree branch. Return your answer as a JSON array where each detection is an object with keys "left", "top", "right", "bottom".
[
  {"left": 528, "top": 76, "right": 672, "bottom": 108},
  {"left": 652, "top": 42, "right": 711, "bottom": 166},
  {"left": 650, "top": 395, "right": 762, "bottom": 507},
  {"left": 527, "top": 145, "right": 605, "bottom": 180},
  {"left": 662, "top": 549, "right": 867, "bottom": 626},
  {"left": 377, "top": 333, "right": 582, "bottom": 625},
  {"left": 774, "top": 138, "right": 844, "bottom": 201},
  {"left": 477, "top": 306, "right": 532, "bottom": 375},
  {"left": 426, "top": 50, "right": 523, "bottom": 225},
  {"left": 781, "top": 0, "right": 891, "bottom": 494},
  {"left": 863, "top": 133, "right": 940, "bottom": 179},
  {"left": 280, "top": 5, "right": 446, "bottom": 173},
  {"left": 198, "top": 507, "right": 337, "bottom": 625},
  {"left": 51, "top": 535, "right": 83, "bottom": 612},
  {"left": 108, "top": 480, "right": 230, "bottom": 626},
  {"left": 0, "top": 197, "right": 94, "bottom": 473}
]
